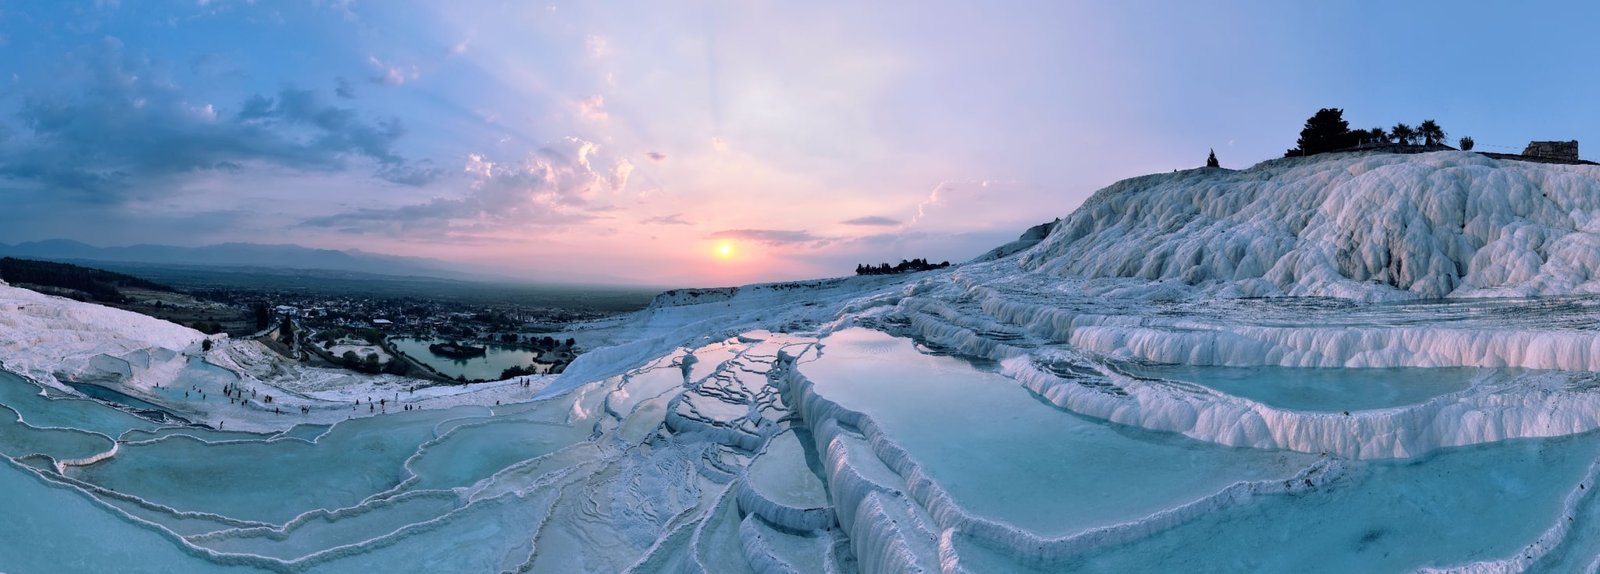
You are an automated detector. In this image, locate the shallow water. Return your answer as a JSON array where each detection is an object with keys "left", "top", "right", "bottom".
[
  {"left": 1123, "top": 363, "right": 1480, "bottom": 411},
  {"left": 803, "top": 328, "right": 1318, "bottom": 536},
  {"left": 2, "top": 320, "right": 1597, "bottom": 572},
  {"left": 389, "top": 338, "right": 544, "bottom": 381},
  {"left": 1063, "top": 432, "right": 1600, "bottom": 572}
]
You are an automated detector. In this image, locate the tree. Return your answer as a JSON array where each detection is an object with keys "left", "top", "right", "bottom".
[
  {"left": 1391, "top": 123, "right": 1417, "bottom": 146},
  {"left": 253, "top": 303, "right": 271, "bottom": 330},
  {"left": 1418, "top": 119, "right": 1446, "bottom": 146},
  {"left": 202, "top": 339, "right": 213, "bottom": 352},
  {"left": 1368, "top": 127, "right": 1389, "bottom": 144},
  {"left": 279, "top": 315, "right": 294, "bottom": 343},
  {"left": 1206, "top": 149, "right": 1220, "bottom": 168},
  {"left": 1284, "top": 108, "right": 1355, "bottom": 157},
  {"left": 383, "top": 360, "right": 409, "bottom": 376},
  {"left": 1459, "top": 136, "right": 1475, "bottom": 151}
]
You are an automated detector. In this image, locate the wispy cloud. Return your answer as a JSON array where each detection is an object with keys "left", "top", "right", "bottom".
[
  {"left": 585, "top": 34, "right": 610, "bottom": 59},
  {"left": 577, "top": 95, "right": 608, "bottom": 121},
  {"left": 0, "top": 36, "right": 437, "bottom": 205},
  {"left": 641, "top": 213, "right": 692, "bottom": 225},
  {"left": 335, "top": 76, "right": 355, "bottom": 98},
  {"left": 708, "top": 229, "right": 831, "bottom": 247},
  {"left": 841, "top": 215, "right": 900, "bottom": 226},
  {"left": 303, "top": 137, "right": 631, "bottom": 235},
  {"left": 367, "top": 56, "right": 419, "bottom": 86},
  {"left": 910, "top": 179, "right": 1022, "bottom": 226}
]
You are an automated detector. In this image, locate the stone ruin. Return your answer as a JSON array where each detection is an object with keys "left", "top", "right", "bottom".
[{"left": 1523, "top": 140, "right": 1579, "bottom": 161}]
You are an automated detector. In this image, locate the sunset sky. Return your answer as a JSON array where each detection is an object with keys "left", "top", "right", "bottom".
[{"left": 3, "top": 1, "right": 1599, "bottom": 286}]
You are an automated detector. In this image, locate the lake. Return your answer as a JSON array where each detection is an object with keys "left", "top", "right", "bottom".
[{"left": 389, "top": 338, "right": 545, "bottom": 381}]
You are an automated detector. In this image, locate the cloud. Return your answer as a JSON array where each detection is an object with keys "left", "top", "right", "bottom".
[
  {"left": 708, "top": 229, "right": 831, "bottom": 247},
  {"left": 335, "top": 76, "right": 355, "bottom": 98},
  {"left": 0, "top": 37, "right": 438, "bottom": 204},
  {"left": 645, "top": 152, "right": 667, "bottom": 161},
  {"left": 368, "top": 56, "right": 419, "bottom": 86},
  {"left": 189, "top": 53, "right": 240, "bottom": 77},
  {"left": 910, "top": 179, "right": 1021, "bottom": 226},
  {"left": 450, "top": 39, "right": 471, "bottom": 56},
  {"left": 841, "top": 215, "right": 900, "bottom": 226},
  {"left": 303, "top": 137, "right": 630, "bottom": 234},
  {"left": 641, "top": 213, "right": 692, "bottom": 225},
  {"left": 577, "top": 95, "right": 608, "bottom": 121},
  {"left": 585, "top": 35, "right": 610, "bottom": 59}
]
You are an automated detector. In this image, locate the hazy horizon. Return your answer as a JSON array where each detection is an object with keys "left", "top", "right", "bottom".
[{"left": 4, "top": 1, "right": 1600, "bottom": 286}]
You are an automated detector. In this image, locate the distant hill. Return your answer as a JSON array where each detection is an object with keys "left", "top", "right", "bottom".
[
  {"left": 0, "top": 239, "right": 646, "bottom": 286},
  {"left": 1018, "top": 150, "right": 1600, "bottom": 301},
  {"left": 0, "top": 257, "right": 176, "bottom": 303},
  {"left": 0, "top": 240, "right": 479, "bottom": 281}
]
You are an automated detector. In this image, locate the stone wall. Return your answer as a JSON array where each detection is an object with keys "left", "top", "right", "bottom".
[{"left": 1523, "top": 140, "right": 1579, "bottom": 161}]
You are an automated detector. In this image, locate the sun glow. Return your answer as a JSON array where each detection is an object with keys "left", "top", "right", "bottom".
[{"left": 715, "top": 241, "right": 735, "bottom": 259}]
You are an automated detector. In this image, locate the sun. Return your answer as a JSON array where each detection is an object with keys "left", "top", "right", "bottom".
[{"left": 715, "top": 241, "right": 735, "bottom": 259}]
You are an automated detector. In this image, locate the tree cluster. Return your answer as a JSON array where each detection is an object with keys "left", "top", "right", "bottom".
[
  {"left": 855, "top": 259, "right": 952, "bottom": 276},
  {"left": 527, "top": 336, "right": 575, "bottom": 350},
  {"left": 1284, "top": 109, "right": 1454, "bottom": 157},
  {"left": 337, "top": 349, "right": 407, "bottom": 375},
  {"left": 191, "top": 321, "right": 225, "bottom": 335},
  {"left": 252, "top": 302, "right": 272, "bottom": 330},
  {"left": 500, "top": 364, "right": 539, "bottom": 379},
  {"left": 0, "top": 257, "right": 175, "bottom": 303}
]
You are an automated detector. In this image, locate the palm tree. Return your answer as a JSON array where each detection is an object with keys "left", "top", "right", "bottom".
[
  {"left": 1369, "top": 127, "right": 1389, "bottom": 145},
  {"left": 1392, "top": 123, "right": 1417, "bottom": 146},
  {"left": 1418, "top": 120, "right": 1446, "bottom": 147}
]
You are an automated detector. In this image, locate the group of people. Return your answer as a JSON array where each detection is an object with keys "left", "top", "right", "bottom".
[{"left": 354, "top": 396, "right": 411, "bottom": 414}]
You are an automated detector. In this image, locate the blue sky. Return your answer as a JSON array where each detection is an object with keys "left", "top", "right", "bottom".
[{"left": 1, "top": 1, "right": 1597, "bottom": 285}]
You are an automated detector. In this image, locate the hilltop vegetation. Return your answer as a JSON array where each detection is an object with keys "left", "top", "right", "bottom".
[
  {"left": 0, "top": 257, "right": 175, "bottom": 303},
  {"left": 854, "top": 258, "right": 952, "bottom": 276},
  {"left": 1284, "top": 108, "right": 1457, "bottom": 157}
]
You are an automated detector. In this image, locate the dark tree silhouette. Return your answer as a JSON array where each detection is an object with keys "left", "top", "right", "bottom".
[
  {"left": 1459, "top": 136, "right": 1475, "bottom": 151},
  {"left": 1368, "top": 127, "right": 1389, "bottom": 144},
  {"left": 853, "top": 259, "right": 952, "bottom": 275},
  {"left": 1206, "top": 149, "right": 1220, "bottom": 168},
  {"left": 1391, "top": 123, "right": 1417, "bottom": 146},
  {"left": 253, "top": 303, "right": 271, "bottom": 330},
  {"left": 1285, "top": 108, "right": 1353, "bottom": 157},
  {"left": 1418, "top": 120, "right": 1446, "bottom": 146}
]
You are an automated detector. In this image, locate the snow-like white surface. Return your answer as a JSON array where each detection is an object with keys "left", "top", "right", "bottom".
[
  {"left": 0, "top": 283, "right": 202, "bottom": 392},
  {"left": 1023, "top": 151, "right": 1600, "bottom": 301},
  {"left": 6, "top": 151, "right": 1600, "bottom": 572}
]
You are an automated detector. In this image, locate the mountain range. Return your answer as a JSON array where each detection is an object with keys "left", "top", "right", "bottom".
[{"left": 0, "top": 240, "right": 488, "bottom": 282}]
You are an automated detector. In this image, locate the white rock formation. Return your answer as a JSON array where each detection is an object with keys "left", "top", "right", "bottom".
[{"left": 1022, "top": 151, "right": 1600, "bottom": 301}]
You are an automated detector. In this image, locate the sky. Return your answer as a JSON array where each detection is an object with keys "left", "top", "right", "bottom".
[{"left": 2, "top": 1, "right": 1599, "bottom": 287}]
